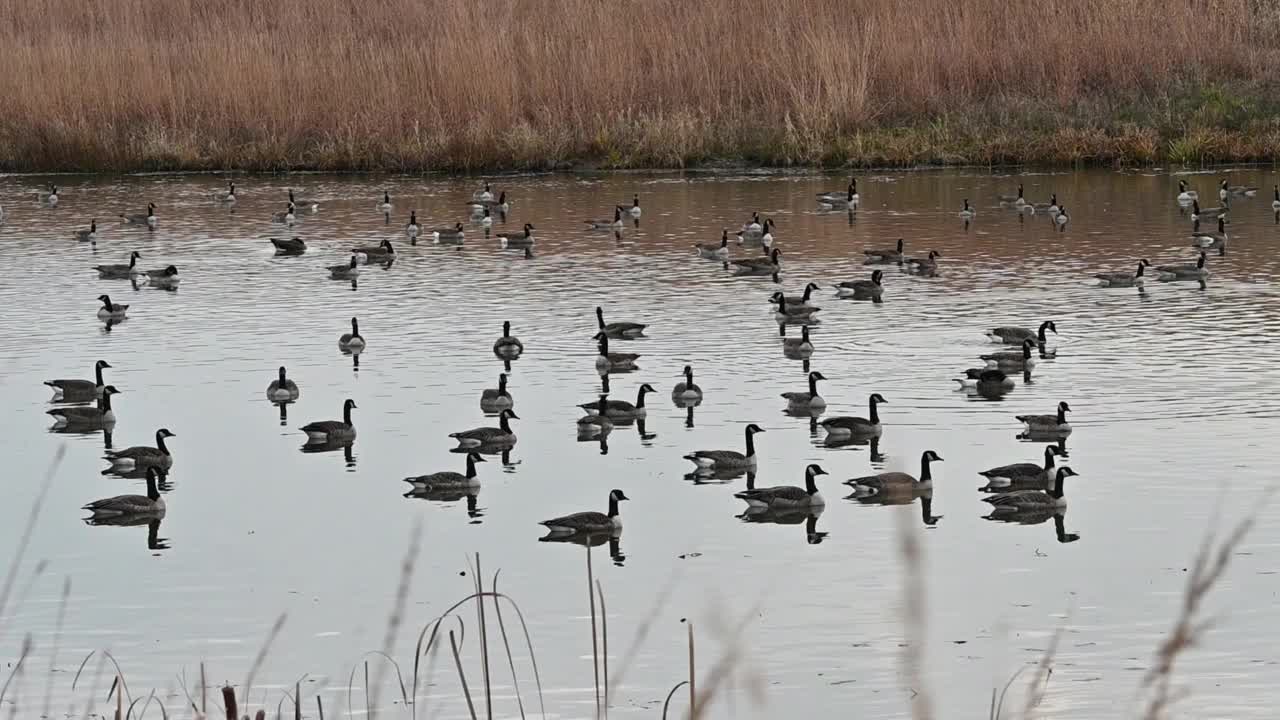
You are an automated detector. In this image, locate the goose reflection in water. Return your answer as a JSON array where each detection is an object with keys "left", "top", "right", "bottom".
[
  {"left": 845, "top": 492, "right": 942, "bottom": 528},
  {"left": 983, "top": 510, "right": 1079, "bottom": 544},
  {"left": 685, "top": 468, "right": 754, "bottom": 487},
  {"left": 538, "top": 531, "right": 626, "bottom": 567},
  {"left": 578, "top": 431, "right": 609, "bottom": 455},
  {"left": 402, "top": 488, "right": 483, "bottom": 522},
  {"left": 449, "top": 446, "right": 517, "bottom": 471},
  {"left": 819, "top": 432, "right": 883, "bottom": 461},
  {"left": 738, "top": 506, "right": 828, "bottom": 545},
  {"left": 84, "top": 516, "right": 170, "bottom": 552},
  {"left": 300, "top": 439, "right": 356, "bottom": 469}
]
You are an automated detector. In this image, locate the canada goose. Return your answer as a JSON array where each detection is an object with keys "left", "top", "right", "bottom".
[
  {"left": 104, "top": 428, "right": 177, "bottom": 470},
  {"left": 328, "top": 256, "right": 360, "bottom": 279},
  {"left": 864, "top": 238, "right": 904, "bottom": 264},
  {"left": 1220, "top": 178, "right": 1257, "bottom": 198},
  {"left": 1191, "top": 199, "right": 1226, "bottom": 221},
  {"left": 594, "top": 333, "right": 640, "bottom": 371},
  {"left": 137, "top": 265, "right": 180, "bottom": 288},
  {"left": 473, "top": 182, "right": 495, "bottom": 202},
  {"left": 378, "top": 191, "right": 392, "bottom": 212},
  {"left": 405, "top": 452, "right": 486, "bottom": 491},
  {"left": 817, "top": 179, "right": 859, "bottom": 207},
  {"left": 476, "top": 206, "right": 494, "bottom": 226},
  {"left": 338, "top": 317, "right": 366, "bottom": 352},
  {"left": 1017, "top": 401, "right": 1072, "bottom": 434},
  {"left": 539, "top": 489, "right": 628, "bottom": 537},
  {"left": 904, "top": 250, "right": 941, "bottom": 273},
  {"left": 782, "top": 325, "right": 814, "bottom": 357},
  {"left": 998, "top": 183, "right": 1024, "bottom": 204},
  {"left": 450, "top": 409, "right": 518, "bottom": 447},
  {"left": 577, "top": 396, "right": 615, "bottom": 434},
  {"left": 481, "top": 373, "right": 514, "bottom": 411},
  {"left": 1156, "top": 252, "right": 1209, "bottom": 281},
  {"left": 595, "top": 306, "right": 646, "bottom": 339},
  {"left": 737, "top": 218, "right": 775, "bottom": 245},
  {"left": 782, "top": 371, "right": 827, "bottom": 410},
  {"left": 820, "top": 393, "right": 886, "bottom": 436},
  {"left": 1273, "top": 186, "right": 1280, "bottom": 211},
  {"left": 585, "top": 207, "right": 624, "bottom": 229},
  {"left": 978, "top": 445, "right": 1063, "bottom": 491},
  {"left": 96, "top": 294, "right": 128, "bottom": 320},
  {"left": 119, "top": 204, "right": 157, "bottom": 227},
  {"left": 406, "top": 211, "right": 420, "bottom": 238},
  {"left": 1054, "top": 206, "right": 1070, "bottom": 225},
  {"left": 696, "top": 230, "right": 731, "bottom": 259},
  {"left": 684, "top": 423, "right": 765, "bottom": 470},
  {"left": 301, "top": 399, "right": 357, "bottom": 442},
  {"left": 736, "top": 464, "right": 827, "bottom": 509},
  {"left": 1031, "top": 193, "right": 1059, "bottom": 212},
  {"left": 271, "top": 237, "right": 306, "bottom": 254},
  {"left": 266, "top": 366, "right": 300, "bottom": 402},
  {"left": 1177, "top": 181, "right": 1197, "bottom": 203},
  {"left": 48, "top": 386, "right": 121, "bottom": 427},
  {"left": 987, "top": 320, "right": 1057, "bottom": 345},
  {"left": 580, "top": 383, "right": 655, "bottom": 418},
  {"left": 36, "top": 183, "right": 60, "bottom": 205},
  {"left": 1094, "top": 259, "right": 1150, "bottom": 287},
  {"left": 984, "top": 468, "right": 1078, "bottom": 513},
  {"left": 771, "top": 293, "right": 820, "bottom": 322},
  {"left": 84, "top": 466, "right": 166, "bottom": 518},
  {"left": 954, "top": 368, "right": 1015, "bottom": 390},
  {"left": 672, "top": 365, "right": 702, "bottom": 400},
  {"left": 742, "top": 212, "right": 763, "bottom": 233},
  {"left": 958, "top": 199, "right": 976, "bottom": 218},
  {"left": 220, "top": 182, "right": 237, "bottom": 203},
  {"left": 74, "top": 220, "right": 98, "bottom": 243},
  {"left": 45, "top": 360, "right": 112, "bottom": 400},
  {"left": 1191, "top": 218, "right": 1228, "bottom": 249},
  {"left": 770, "top": 282, "right": 822, "bottom": 308},
  {"left": 288, "top": 190, "right": 319, "bottom": 212},
  {"left": 352, "top": 239, "right": 395, "bottom": 263},
  {"left": 493, "top": 321, "right": 524, "bottom": 357},
  {"left": 980, "top": 338, "right": 1037, "bottom": 371},
  {"left": 470, "top": 191, "right": 509, "bottom": 212},
  {"left": 835, "top": 270, "right": 884, "bottom": 298},
  {"left": 729, "top": 248, "right": 782, "bottom": 275},
  {"left": 626, "top": 194, "right": 642, "bottom": 217},
  {"left": 845, "top": 450, "right": 943, "bottom": 497},
  {"left": 272, "top": 203, "right": 297, "bottom": 225},
  {"left": 498, "top": 223, "right": 535, "bottom": 248},
  {"left": 433, "top": 222, "right": 465, "bottom": 243}
]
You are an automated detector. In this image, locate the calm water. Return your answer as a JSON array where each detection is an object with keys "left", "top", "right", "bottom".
[{"left": 1, "top": 169, "right": 1279, "bottom": 719}]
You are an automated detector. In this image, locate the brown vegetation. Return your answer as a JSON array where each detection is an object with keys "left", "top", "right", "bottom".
[{"left": 4, "top": 0, "right": 1280, "bottom": 170}]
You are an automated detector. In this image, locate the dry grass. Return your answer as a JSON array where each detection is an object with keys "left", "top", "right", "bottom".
[{"left": 4, "top": 0, "right": 1280, "bottom": 170}]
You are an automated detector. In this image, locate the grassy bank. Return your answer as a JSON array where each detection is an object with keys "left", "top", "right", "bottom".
[{"left": 4, "top": 0, "right": 1280, "bottom": 172}]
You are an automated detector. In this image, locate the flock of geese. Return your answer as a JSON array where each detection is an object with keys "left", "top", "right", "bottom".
[{"left": 13, "top": 171, "right": 1265, "bottom": 551}]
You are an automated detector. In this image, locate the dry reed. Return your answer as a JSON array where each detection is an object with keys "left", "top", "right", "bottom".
[{"left": 3, "top": 0, "right": 1280, "bottom": 171}]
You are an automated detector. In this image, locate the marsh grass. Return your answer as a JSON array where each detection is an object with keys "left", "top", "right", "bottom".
[{"left": 3, "top": 0, "right": 1280, "bottom": 171}]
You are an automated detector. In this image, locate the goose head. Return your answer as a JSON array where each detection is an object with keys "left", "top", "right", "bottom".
[
  {"left": 157, "top": 428, "right": 177, "bottom": 439},
  {"left": 808, "top": 371, "right": 827, "bottom": 382},
  {"left": 524, "top": 223, "right": 535, "bottom": 232},
  {"left": 928, "top": 251, "right": 941, "bottom": 260},
  {"left": 869, "top": 392, "right": 887, "bottom": 405},
  {"left": 682, "top": 364, "right": 694, "bottom": 378},
  {"left": 499, "top": 409, "right": 519, "bottom": 421},
  {"left": 468, "top": 452, "right": 487, "bottom": 464},
  {"left": 609, "top": 489, "right": 630, "bottom": 502},
  {"left": 96, "top": 360, "right": 113, "bottom": 370},
  {"left": 102, "top": 385, "right": 122, "bottom": 396},
  {"left": 922, "top": 450, "right": 943, "bottom": 463},
  {"left": 130, "top": 251, "right": 143, "bottom": 261},
  {"left": 745, "top": 423, "right": 765, "bottom": 436},
  {"left": 770, "top": 248, "right": 782, "bottom": 262},
  {"left": 343, "top": 399, "right": 358, "bottom": 412},
  {"left": 502, "top": 320, "right": 512, "bottom": 336},
  {"left": 278, "top": 366, "right": 288, "bottom": 382},
  {"left": 1057, "top": 401, "right": 1071, "bottom": 414},
  {"left": 805, "top": 463, "right": 828, "bottom": 478},
  {"left": 871, "top": 269, "right": 884, "bottom": 284},
  {"left": 638, "top": 383, "right": 656, "bottom": 395}
]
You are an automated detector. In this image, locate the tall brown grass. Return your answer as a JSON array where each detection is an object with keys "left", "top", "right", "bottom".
[{"left": 4, "top": 0, "right": 1280, "bottom": 170}]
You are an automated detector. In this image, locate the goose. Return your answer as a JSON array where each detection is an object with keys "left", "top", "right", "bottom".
[
  {"left": 92, "top": 251, "right": 140, "bottom": 277},
  {"left": 378, "top": 191, "right": 392, "bottom": 212},
  {"left": 352, "top": 239, "right": 395, "bottom": 263},
  {"left": 684, "top": 423, "right": 765, "bottom": 471},
  {"left": 1054, "top": 206, "right": 1070, "bottom": 225},
  {"left": 584, "top": 207, "right": 624, "bottom": 229},
  {"left": 729, "top": 248, "right": 781, "bottom": 275},
  {"left": 1016, "top": 401, "right": 1072, "bottom": 435},
  {"left": 817, "top": 179, "right": 858, "bottom": 207},
  {"left": 45, "top": 360, "right": 112, "bottom": 400},
  {"left": 476, "top": 206, "right": 494, "bottom": 226},
  {"left": 539, "top": 489, "right": 628, "bottom": 537},
  {"left": 987, "top": 320, "right": 1057, "bottom": 345},
  {"left": 1156, "top": 252, "right": 1209, "bottom": 281},
  {"left": 577, "top": 396, "right": 615, "bottom": 434},
  {"left": 735, "top": 464, "right": 827, "bottom": 509},
  {"left": 579, "top": 383, "right": 655, "bottom": 418},
  {"left": 433, "top": 222, "right": 466, "bottom": 243},
  {"left": 770, "top": 282, "right": 822, "bottom": 309},
  {"left": 104, "top": 428, "right": 177, "bottom": 470},
  {"left": 83, "top": 467, "right": 166, "bottom": 518},
  {"left": 997, "top": 183, "right": 1024, "bottom": 204},
  {"left": 978, "top": 445, "right": 1063, "bottom": 492},
  {"left": 96, "top": 294, "right": 128, "bottom": 320},
  {"left": 404, "top": 452, "right": 486, "bottom": 491},
  {"left": 328, "top": 256, "right": 361, "bottom": 280},
  {"left": 119, "top": 204, "right": 157, "bottom": 227},
  {"left": 288, "top": 189, "right": 319, "bottom": 212},
  {"left": 672, "top": 365, "right": 702, "bottom": 401},
  {"left": 903, "top": 250, "right": 941, "bottom": 273},
  {"left": 139, "top": 265, "right": 180, "bottom": 288},
  {"left": 220, "top": 182, "right": 237, "bottom": 203},
  {"left": 864, "top": 238, "right": 905, "bottom": 264},
  {"left": 1177, "top": 181, "right": 1197, "bottom": 203},
  {"left": 695, "top": 230, "right": 731, "bottom": 259},
  {"left": 1094, "top": 259, "right": 1150, "bottom": 287},
  {"left": 472, "top": 182, "right": 495, "bottom": 202},
  {"left": 594, "top": 333, "right": 640, "bottom": 371},
  {"left": 1273, "top": 185, "right": 1280, "bottom": 211},
  {"left": 1191, "top": 218, "right": 1228, "bottom": 250},
  {"left": 980, "top": 338, "right": 1037, "bottom": 371},
  {"left": 771, "top": 292, "right": 820, "bottom": 321},
  {"left": 48, "top": 386, "right": 121, "bottom": 427},
  {"left": 266, "top": 366, "right": 300, "bottom": 402},
  {"left": 271, "top": 237, "right": 306, "bottom": 254},
  {"left": 272, "top": 203, "right": 297, "bottom": 225},
  {"left": 450, "top": 409, "right": 518, "bottom": 447},
  {"left": 338, "top": 317, "right": 366, "bottom": 352},
  {"left": 782, "top": 326, "right": 814, "bottom": 357},
  {"left": 1221, "top": 179, "right": 1257, "bottom": 198},
  {"left": 984, "top": 468, "right": 1078, "bottom": 513},
  {"left": 470, "top": 191, "right": 509, "bottom": 212},
  {"left": 819, "top": 393, "right": 886, "bottom": 436},
  {"left": 742, "top": 212, "right": 763, "bottom": 234},
  {"left": 406, "top": 211, "right": 421, "bottom": 239},
  {"left": 781, "top": 371, "right": 827, "bottom": 410},
  {"left": 481, "top": 373, "right": 514, "bottom": 411},
  {"left": 498, "top": 223, "right": 535, "bottom": 248},
  {"left": 954, "top": 368, "right": 1015, "bottom": 390},
  {"left": 1191, "top": 199, "right": 1227, "bottom": 221},
  {"left": 834, "top": 270, "right": 884, "bottom": 298},
  {"left": 625, "top": 194, "right": 642, "bottom": 217},
  {"left": 595, "top": 306, "right": 646, "bottom": 339},
  {"left": 74, "top": 220, "right": 98, "bottom": 243},
  {"left": 36, "top": 184, "right": 60, "bottom": 205},
  {"left": 845, "top": 450, "right": 943, "bottom": 497},
  {"left": 493, "top": 321, "right": 524, "bottom": 357},
  {"left": 737, "top": 218, "right": 775, "bottom": 245},
  {"left": 958, "top": 199, "right": 976, "bottom": 218},
  {"left": 300, "top": 399, "right": 357, "bottom": 442},
  {"left": 1031, "top": 193, "right": 1059, "bottom": 212}
]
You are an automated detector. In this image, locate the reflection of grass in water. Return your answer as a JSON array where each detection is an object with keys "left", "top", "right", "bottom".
[{"left": 0, "top": 452, "right": 1269, "bottom": 718}]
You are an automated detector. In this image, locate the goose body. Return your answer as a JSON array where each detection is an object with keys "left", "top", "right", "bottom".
[
  {"left": 958, "top": 199, "right": 976, "bottom": 218},
  {"left": 1221, "top": 179, "right": 1257, "bottom": 198},
  {"left": 863, "top": 238, "right": 904, "bottom": 265},
  {"left": 684, "top": 423, "right": 764, "bottom": 470},
  {"left": 473, "top": 183, "right": 495, "bottom": 202},
  {"left": 576, "top": 396, "right": 615, "bottom": 434},
  {"left": 782, "top": 326, "right": 814, "bottom": 357},
  {"left": 220, "top": 182, "right": 237, "bottom": 203},
  {"left": 770, "top": 282, "right": 822, "bottom": 309},
  {"left": 579, "top": 383, "right": 655, "bottom": 418},
  {"left": 300, "top": 399, "right": 357, "bottom": 442},
  {"left": 338, "top": 317, "right": 366, "bottom": 352},
  {"left": 266, "top": 366, "right": 300, "bottom": 402},
  {"left": 817, "top": 179, "right": 859, "bottom": 207},
  {"left": 1016, "top": 401, "right": 1072, "bottom": 435},
  {"left": 493, "top": 321, "right": 524, "bottom": 357},
  {"left": 595, "top": 306, "right": 646, "bottom": 339},
  {"left": 104, "top": 428, "right": 176, "bottom": 470},
  {"left": 272, "top": 203, "right": 297, "bottom": 225},
  {"left": 987, "top": 320, "right": 1057, "bottom": 345},
  {"left": 1191, "top": 200, "right": 1226, "bottom": 221},
  {"left": 672, "top": 365, "right": 703, "bottom": 400},
  {"left": 74, "top": 220, "right": 98, "bottom": 243},
  {"left": 433, "top": 223, "right": 466, "bottom": 243},
  {"left": 737, "top": 218, "right": 775, "bottom": 245},
  {"left": 1031, "top": 193, "right": 1059, "bottom": 212},
  {"left": 954, "top": 368, "right": 1015, "bottom": 390},
  {"left": 903, "top": 250, "right": 941, "bottom": 274},
  {"left": 998, "top": 183, "right": 1024, "bottom": 204},
  {"left": 48, "top": 386, "right": 120, "bottom": 427},
  {"left": 539, "top": 489, "right": 628, "bottom": 537},
  {"left": 96, "top": 294, "right": 128, "bottom": 320},
  {"left": 378, "top": 192, "right": 392, "bottom": 212},
  {"left": 835, "top": 270, "right": 884, "bottom": 298},
  {"left": 742, "top": 213, "right": 763, "bottom": 234},
  {"left": 1054, "top": 206, "right": 1070, "bottom": 225},
  {"left": 45, "top": 360, "right": 112, "bottom": 400},
  {"left": 820, "top": 393, "right": 886, "bottom": 436},
  {"left": 450, "top": 409, "right": 519, "bottom": 447},
  {"left": 1273, "top": 185, "right": 1280, "bottom": 211},
  {"left": 140, "top": 265, "right": 180, "bottom": 287},
  {"left": 84, "top": 467, "right": 166, "bottom": 518},
  {"left": 328, "top": 256, "right": 361, "bottom": 279},
  {"left": 625, "top": 194, "right": 642, "bottom": 217},
  {"left": 781, "top": 371, "right": 827, "bottom": 410},
  {"left": 728, "top": 248, "right": 781, "bottom": 275},
  {"left": 585, "top": 207, "right": 624, "bottom": 229},
  {"left": 37, "top": 184, "right": 60, "bottom": 205},
  {"left": 980, "top": 339, "right": 1037, "bottom": 371},
  {"left": 771, "top": 292, "right": 820, "bottom": 321},
  {"left": 594, "top": 333, "right": 640, "bottom": 371},
  {"left": 498, "top": 224, "right": 535, "bottom": 248},
  {"left": 95, "top": 251, "right": 142, "bottom": 279},
  {"left": 288, "top": 189, "right": 319, "bottom": 212},
  {"left": 271, "top": 237, "right": 306, "bottom": 254},
  {"left": 404, "top": 452, "right": 485, "bottom": 491},
  {"left": 1095, "top": 259, "right": 1149, "bottom": 287},
  {"left": 978, "top": 445, "right": 1062, "bottom": 491},
  {"left": 696, "top": 230, "right": 731, "bottom": 259},
  {"left": 352, "top": 239, "right": 396, "bottom": 263},
  {"left": 736, "top": 464, "right": 827, "bottom": 509},
  {"left": 1156, "top": 252, "right": 1209, "bottom": 281},
  {"left": 470, "top": 191, "right": 510, "bottom": 213},
  {"left": 1177, "top": 181, "right": 1197, "bottom": 204},
  {"left": 120, "top": 204, "right": 157, "bottom": 227},
  {"left": 406, "top": 211, "right": 421, "bottom": 238},
  {"left": 1191, "top": 217, "right": 1228, "bottom": 250},
  {"left": 845, "top": 450, "right": 943, "bottom": 497},
  {"left": 984, "top": 468, "right": 1077, "bottom": 513},
  {"left": 480, "top": 373, "right": 514, "bottom": 411}
]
